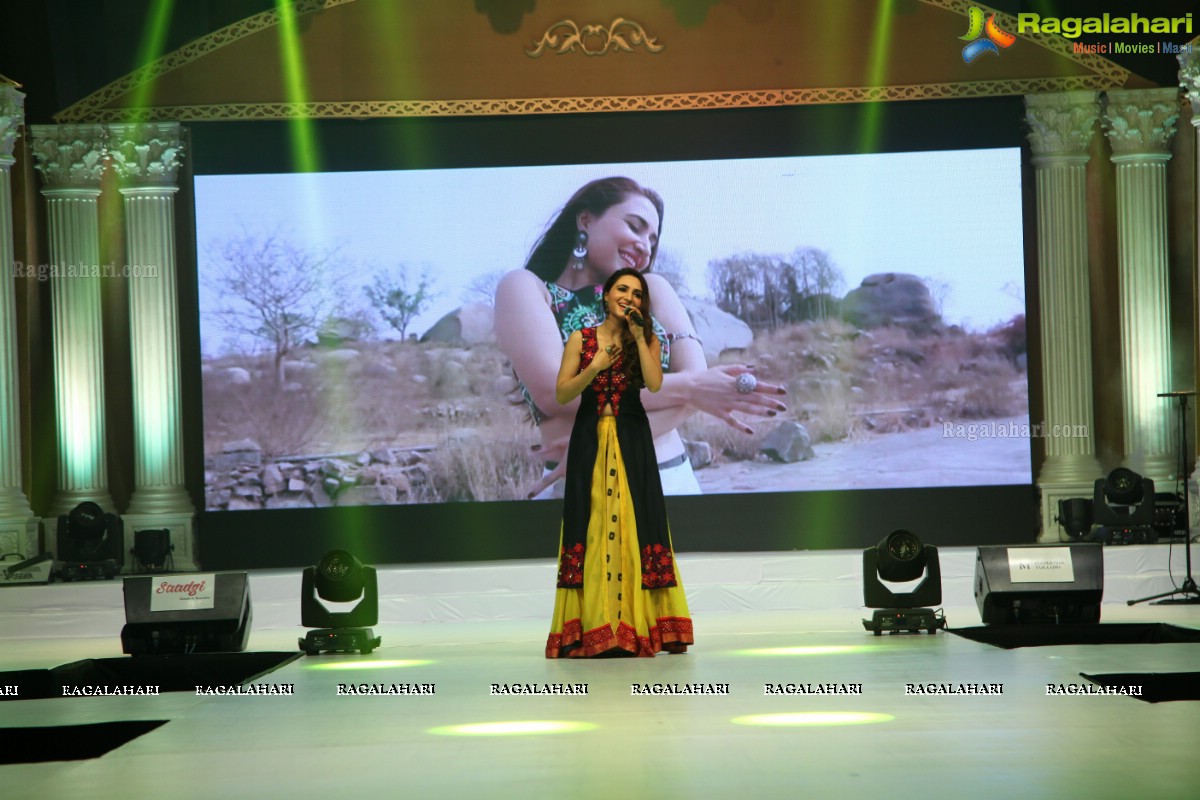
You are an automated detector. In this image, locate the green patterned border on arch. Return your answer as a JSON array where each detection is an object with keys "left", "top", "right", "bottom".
[{"left": 61, "top": 76, "right": 1116, "bottom": 123}]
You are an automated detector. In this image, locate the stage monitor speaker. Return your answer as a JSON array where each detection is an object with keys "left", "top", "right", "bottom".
[
  {"left": 120, "top": 572, "right": 252, "bottom": 655},
  {"left": 975, "top": 544, "right": 1103, "bottom": 624}
]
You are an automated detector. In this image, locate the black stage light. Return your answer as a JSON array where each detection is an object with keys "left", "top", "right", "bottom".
[
  {"left": 132, "top": 529, "right": 174, "bottom": 572},
  {"left": 55, "top": 501, "right": 124, "bottom": 581},
  {"left": 299, "top": 549, "right": 382, "bottom": 655},
  {"left": 862, "top": 529, "right": 945, "bottom": 635},
  {"left": 1102, "top": 467, "right": 1146, "bottom": 506},
  {"left": 1055, "top": 497, "right": 1093, "bottom": 540},
  {"left": 1091, "top": 468, "right": 1157, "bottom": 545}
]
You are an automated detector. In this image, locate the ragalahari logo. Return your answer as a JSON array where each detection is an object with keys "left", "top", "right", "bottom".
[{"left": 960, "top": 7, "right": 1016, "bottom": 62}]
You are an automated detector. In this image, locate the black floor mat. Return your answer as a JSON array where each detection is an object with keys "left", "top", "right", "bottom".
[
  {"left": 1081, "top": 672, "right": 1200, "bottom": 703},
  {"left": 0, "top": 651, "right": 300, "bottom": 700},
  {"left": 0, "top": 720, "right": 168, "bottom": 764},
  {"left": 948, "top": 622, "right": 1200, "bottom": 649}
]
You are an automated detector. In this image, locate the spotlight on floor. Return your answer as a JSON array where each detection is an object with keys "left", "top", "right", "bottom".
[
  {"left": 55, "top": 501, "right": 123, "bottom": 581},
  {"left": 1055, "top": 497, "right": 1093, "bottom": 540},
  {"left": 861, "top": 529, "right": 945, "bottom": 635},
  {"left": 299, "top": 549, "right": 381, "bottom": 655},
  {"left": 132, "top": 529, "right": 174, "bottom": 573}
]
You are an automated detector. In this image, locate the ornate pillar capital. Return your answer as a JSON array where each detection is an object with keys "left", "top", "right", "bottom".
[
  {"left": 29, "top": 124, "right": 107, "bottom": 189},
  {"left": 1102, "top": 88, "right": 1180, "bottom": 160},
  {"left": 107, "top": 122, "right": 184, "bottom": 188},
  {"left": 1025, "top": 91, "right": 1100, "bottom": 163},
  {"left": 0, "top": 86, "right": 24, "bottom": 163},
  {"left": 1180, "top": 49, "right": 1200, "bottom": 123}
]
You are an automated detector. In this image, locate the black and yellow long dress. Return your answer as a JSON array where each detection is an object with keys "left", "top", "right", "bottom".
[{"left": 545, "top": 327, "right": 693, "bottom": 658}]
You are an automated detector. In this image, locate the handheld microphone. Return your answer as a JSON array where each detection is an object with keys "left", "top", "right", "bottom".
[{"left": 626, "top": 308, "right": 644, "bottom": 327}]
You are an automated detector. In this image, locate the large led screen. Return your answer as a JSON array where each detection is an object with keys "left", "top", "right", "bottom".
[{"left": 197, "top": 149, "right": 1029, "bottom": 512}]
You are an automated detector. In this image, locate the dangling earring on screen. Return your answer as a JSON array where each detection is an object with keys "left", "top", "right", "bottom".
[{"left": 570, "top": 230, "right": 588, "bottom": 270}]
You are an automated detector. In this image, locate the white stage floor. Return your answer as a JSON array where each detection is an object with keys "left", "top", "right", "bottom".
[{"left": 1, "top": 547, "right": 1199, "bottom": 799}]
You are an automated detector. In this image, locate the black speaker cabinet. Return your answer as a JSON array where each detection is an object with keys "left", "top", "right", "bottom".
[
  {"left": 120, "top": 572, "right": 253, "bottom": 655},
  {"left": 975, "top": 544, "right": 1103, "bottom": 624}
]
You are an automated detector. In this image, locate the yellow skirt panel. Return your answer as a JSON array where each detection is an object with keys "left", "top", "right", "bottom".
[{"left": 546, "top": 416, "right": 693, "bottom": 658}]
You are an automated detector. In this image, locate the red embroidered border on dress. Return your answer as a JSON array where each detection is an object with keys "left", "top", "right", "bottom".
[
  {"left": 556, "top": 543, "right": 585, "bottom": 588},
  {"left": 657, "top": 616, "right": 693, "bottom": 640},
  {"left": 640, "top": 543, "right": 677, "bottom": 588},
  {"left": 545, "top": 617, "right": 693, "bottom": 659}
]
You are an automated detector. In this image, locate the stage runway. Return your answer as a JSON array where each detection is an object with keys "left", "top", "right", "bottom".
[{"left": 2, "top": 547, "right": 1199, "bottom": 799}]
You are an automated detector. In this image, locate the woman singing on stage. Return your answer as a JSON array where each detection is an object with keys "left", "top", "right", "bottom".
[{"left": 544, "top": 267, "right": 693, "bottom": 657}]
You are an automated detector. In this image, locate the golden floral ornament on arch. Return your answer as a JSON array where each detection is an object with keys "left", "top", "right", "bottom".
[{"left": 525, "top": 18, "right": 665, "bottom": 58}]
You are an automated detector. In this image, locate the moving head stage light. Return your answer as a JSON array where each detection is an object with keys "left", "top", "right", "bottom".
[
  {"left": 862, "top": 529, "right": 945, "bottom": 635},
  {"left": 1091, "top": 468, "right": 1157, "bottom": 545},
  {"left": 1057, "top": 469, "right": 1173, "bottom": 544},
  {"left": 300, "top": 549, "right": 382, "bottom": 655},
  {"left": 56, "top": 501, "right": 124, "bottom": 581}
]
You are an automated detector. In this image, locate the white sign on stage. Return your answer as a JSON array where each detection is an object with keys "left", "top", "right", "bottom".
[
  {"left": 149, "top": 573, "right": 217, "bottom": 611},
  {"left": 1007, "top": 547, "right": 1075, "bottom": 583}
]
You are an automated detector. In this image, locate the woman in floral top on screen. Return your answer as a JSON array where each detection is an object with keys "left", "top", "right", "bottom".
[{"left": 494, "top": 177, "right": 786, "bottom": 501}]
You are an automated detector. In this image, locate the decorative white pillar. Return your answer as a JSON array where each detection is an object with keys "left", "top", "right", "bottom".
[
  {"left": 1025, "top": 92, "right": 1105, "bottom": 541},
  {"left": 1179, "top": 52, "right": 1200, "bottom": 535},
  {"left": 0, "top": 86, "right": 39, "bottom": 560},
  {"left": 109, "top": 122, "right": 197, "bottom": 570},
  {"left": 1102, "top": 88, "right": 1180, "bottom": 484},
  {"left": 30, "top": 124, "right": 116, "bottom": 519}
]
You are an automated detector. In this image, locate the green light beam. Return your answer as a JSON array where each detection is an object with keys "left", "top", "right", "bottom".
[
  {"left": 276, "top": 0, "right": 321, "bottom": 173},
  {"left": 128, "top": 0, "right": 175, "bottom": 115},
  {"left": 857, "top": 0, "right": 896, "bottom": 154}
]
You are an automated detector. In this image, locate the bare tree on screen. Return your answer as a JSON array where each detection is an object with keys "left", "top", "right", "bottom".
[
  {"left": 207, "top": 233, "right": 335, "bottom": 385},
  {"left": 788, "top": 247, "right": 844, "bottom": 321},
  {"left": 708, "top": 252, "right": 770, "bottom": 325},
  {"left": 709, "top": 248, "right": 843, "bottom": 329}
]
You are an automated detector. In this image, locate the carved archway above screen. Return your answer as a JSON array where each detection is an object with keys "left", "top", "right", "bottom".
[{"left": 55, "top": 0, "right": 1147, "bottom": 123}]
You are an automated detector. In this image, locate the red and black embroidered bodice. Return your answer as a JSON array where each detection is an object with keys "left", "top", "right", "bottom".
[{"left": 578, "top": 327, "right": 643, "bottom": 416}]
